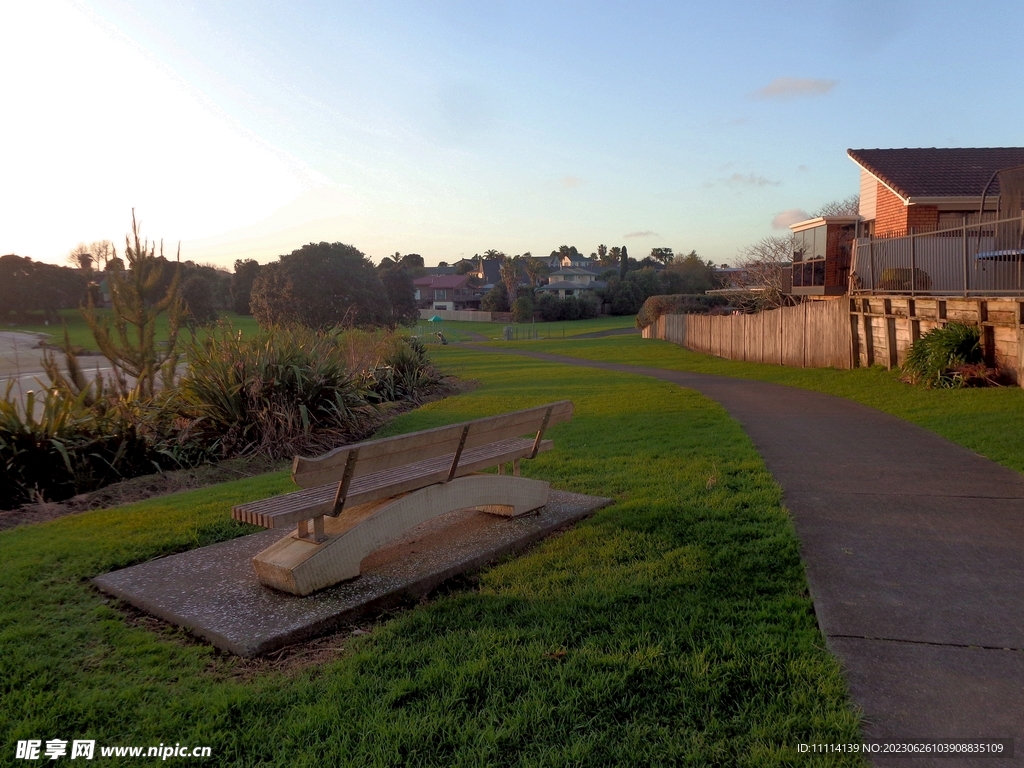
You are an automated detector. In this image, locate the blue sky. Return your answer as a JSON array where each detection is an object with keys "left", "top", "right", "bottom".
[{"left": 3, "top": 0, "right": 1023, "bottom": 268}]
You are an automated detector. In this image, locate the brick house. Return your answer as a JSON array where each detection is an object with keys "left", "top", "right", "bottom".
[
  {"left": 413, "top": 274, "right": 479, "bottom": 311},
  {"left": 849, "top": 147, "right": 1024, "bottom": 237}
]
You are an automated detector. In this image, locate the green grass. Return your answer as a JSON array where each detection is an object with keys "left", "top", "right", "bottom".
[
  {"left": 498, "top": 333, "right": 1024, "bottom": 475},
  {"left": 0, "top": 345, "right": 862, "bottom": 766},
  {"left": 4, "top": 309, "right": 261, "bottom": 352},
  {"left": 6, "top": 312, "right": 631, "bottom": 351},
  {"left": 412, "top": 315, "right": 636, "bottom": 343}
]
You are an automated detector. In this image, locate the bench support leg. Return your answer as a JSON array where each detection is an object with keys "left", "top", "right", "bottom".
[{"left": 251, "top": 475, "right": 550, "bottom": 596}]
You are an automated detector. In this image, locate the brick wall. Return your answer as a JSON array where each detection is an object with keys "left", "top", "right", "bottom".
[
  {"left": 873, "top": 181, "right": 939, "bottom": 236},
  {"left": 906, "top": 204, "right": 939, "bottom": 231},
  {"left": 875, "top": 183, "right": 907, "bottom": 236}
]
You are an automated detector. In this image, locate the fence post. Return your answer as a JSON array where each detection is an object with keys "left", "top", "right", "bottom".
[
  {"left": 868, "top": 239, "right": 876, "bottom": 291},
  {"left": 962, "top": 216, "right": 969, "bottom": 297},
  {"left": 910, "top": 228, "right": 916, "bottom": 295}
]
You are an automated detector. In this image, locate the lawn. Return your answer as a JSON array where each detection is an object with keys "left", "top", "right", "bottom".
[
  {"left": 498, "top": 333, "right": 1024, "bottom": 475},
  {"left": 6, "top": 311, "right": 631, "bottom": 352},
  {"left": 0, "top": 345, "right": 862, "bottom": 766},
  {"left": 412, "top": 315, "right": 636, "bottom": 343},
  {"left": 4, "top": 309, "right": 262, "bottom": 352}
]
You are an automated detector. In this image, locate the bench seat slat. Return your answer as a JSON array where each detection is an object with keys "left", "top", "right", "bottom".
[
  {"left": 233, "top": 437, "right": 554, "bottom": 529},
  {"left": 291, "top": 401, "right": 573, "bottom": 489}
]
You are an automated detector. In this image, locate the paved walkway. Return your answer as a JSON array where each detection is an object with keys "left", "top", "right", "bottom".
[{"left": 467, "top": 346, "right": 1023, "bottom": 767}]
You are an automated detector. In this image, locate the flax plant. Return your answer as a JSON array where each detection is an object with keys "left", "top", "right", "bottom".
[{"left": 173, "top": 325, "right": 381, "bottom": 459}]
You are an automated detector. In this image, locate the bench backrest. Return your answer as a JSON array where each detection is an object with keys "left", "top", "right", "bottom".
[{"left": 291, "top": 400, "right": 574, "bottom": 490}]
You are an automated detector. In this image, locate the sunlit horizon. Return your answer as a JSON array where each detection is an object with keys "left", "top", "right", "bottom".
[{"left": 4, "top": 0, "right": 1024, "bottom": 269}]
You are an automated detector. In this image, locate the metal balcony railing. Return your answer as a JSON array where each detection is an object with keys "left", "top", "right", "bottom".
[{"left": 851, "top": 215, "right": 1024, "bottom": 296}]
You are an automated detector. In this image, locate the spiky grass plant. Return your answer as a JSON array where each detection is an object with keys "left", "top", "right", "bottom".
[
  {"left": 0, "top": 380, "right": 158, "bottom": 508},
  {"left": 172, "top": 325, "right": 377, "bottom": 459},
  {"left": 903, "top": 322, "right": 983, "bottom": 388}
]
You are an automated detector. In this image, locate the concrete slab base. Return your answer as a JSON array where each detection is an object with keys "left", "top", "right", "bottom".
[{"left": 93, "top": 489, "right": 611, "bottom": 657}]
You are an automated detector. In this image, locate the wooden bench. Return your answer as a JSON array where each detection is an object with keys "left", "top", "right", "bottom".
[{"left": 233, "top": 400, "right": 574, "bottom": 595}]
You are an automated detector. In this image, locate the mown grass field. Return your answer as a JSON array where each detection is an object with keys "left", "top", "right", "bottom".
[
  {"left": 4, "top": 309, "right": 262, "bottom": 352},
  {"left": 412, "top": 315, "right": 635, "bottom": 343},
  {"left": 498, "top": 333, "right": 1024, "bottom": 475},
  {"left": 5, "top": 311, "right": 633, "bottom": 351},
  {"left": 0, "top": 344, "right": 863, "bottom": 766}
]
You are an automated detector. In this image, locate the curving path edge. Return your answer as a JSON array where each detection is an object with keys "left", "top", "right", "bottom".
[{"left": 462, "top": 346, "right": 1024, "bottom": 767}]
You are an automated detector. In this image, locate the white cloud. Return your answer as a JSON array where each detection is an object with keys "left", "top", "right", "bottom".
[
  {"left": 772, "top": 209, "right": 811, "bottom": 229},
  {"left": 752, "top": 78, "right": 838, "bottom": 100},
  {"left": 623, "top": 230, "right": 658, "bottom": 238}
]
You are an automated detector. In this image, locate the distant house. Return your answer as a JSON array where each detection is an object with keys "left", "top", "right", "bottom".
[
  {"left": 413, "top": 274, "right": 478, "bottom": 311},
  {"left": 535, "top": 267, "right": 606, "bottom": 298}
]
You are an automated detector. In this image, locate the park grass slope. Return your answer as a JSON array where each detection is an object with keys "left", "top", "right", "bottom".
[
  {"left": 499, "top": 333, "right": 1024, "bottom": 476},
  {"left": 0, "top": 347, "right": 862, "bottom": 766}
]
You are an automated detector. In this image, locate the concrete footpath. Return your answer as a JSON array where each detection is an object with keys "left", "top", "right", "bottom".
[{"left": 471, "top": 347, "right": 1023, "bottom": 767}]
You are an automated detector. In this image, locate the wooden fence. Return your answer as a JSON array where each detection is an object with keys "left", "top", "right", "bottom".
[
  {"left": 642, "top": 298, "right": 853, "bottom": 369},
  {"left": 419, "top": 309, "right": 493, "bottom": 322}
]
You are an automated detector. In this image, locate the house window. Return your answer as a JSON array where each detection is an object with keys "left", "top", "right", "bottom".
[{"left": 792, "top": 225, "right": 826, "bottom": 286}]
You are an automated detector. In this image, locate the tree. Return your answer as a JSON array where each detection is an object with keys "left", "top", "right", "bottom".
[
  {"left": 650, "top": 247, "right": 674, "bottom": 265},
  {"left": 68, "top": 240, "right": 117, "bottom": 274},
  {"left": 661, "top": 250, "right": 716, "bottom": 294},
  {"left": 249, "top": 242, "right": 390, "bottom": 331},
  {"left": 732, "top": 235, "right": 795, "bottom": 310},
  {"left": 81, "top": 210, "right": 184, "bottom": 400},
  {"left": 511, "top": 295, "right": 534, "bottom": 323},
  {"left": 610, "top": 279, "right": 643, "bottom": 315},
  {"left": 523, "top": 257, "right": 549, "bottom": 288},
  {"left": 813, "top": 195, "right": 860, "bottom": 217},
  {"left": 0, "top": 255, "right": 85, "bottom": 322},
  {"left": 377, "top": 261, "right": 419, "bottom": 328},
  {"left": 181, "top": 274, "right": 218, "bottom": 328},
  {"left": 231, "top": 259, "right": 261, "bottom": 315},
  {"left": 596, "top": 244, "right": 612, "bottom": 266},
  {"left": 619, "top": 245, "right": 629, "bottom": 280},
  {"left": 481, "top": 283, "right": 509, "bottom": 312},
  {"left": 67, "top": 245, "right": 94, "bottom": 277},
  {"left": 499, "top": 254, "right": 522, "bottom": 303},
  {"left": 400, "top": 253, "right": 425, "bottom": 275}
]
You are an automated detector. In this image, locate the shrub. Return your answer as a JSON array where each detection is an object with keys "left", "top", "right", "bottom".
[
  {"left": 172, "top": 325, "right": 379, "bottom": 459},
  {"left": 577, "top": 292, "right": 600, "bottom": 319},
  {"left": 561, "top": 295, "right": 582, "bottom": 321},
  {"left": 535, "top": 292, "right": 562, "bottom": 321},
  {"left": 878, "top": 268, "right": 932, "bottom": 292},
  {"left": 0, "top": 381, "right": 171, "bottom": 508},
  {"left": 511, "top": 295, "right": 534, "bottom": 323},
  {"left": 172, "top": 326, "right": 441, "bottom": 460},
  {"left": 481, "top": 283, "right": 509, "bottom": 312},
  {"left": 903, "top": 322, "right": 984, "bottom": 388},
  {"left": 366, "top": 336, "right": 443, "bottom": 403},
  {"left": 635, "top": 294, "right": 731, "bottom": 329}
]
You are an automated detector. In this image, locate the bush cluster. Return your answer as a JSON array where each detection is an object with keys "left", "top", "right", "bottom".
[
  {"left": 635, "top": 294, "right": 731, "bottom": 329},
  {"left": 902, "top": 322, "right": 990, "bottom": 388},
  {"left": 534, "top": 292, "right": 600, "bottom": 321},
  {"left": 0, "top": 328, "right": 442, "bottom": 509}
]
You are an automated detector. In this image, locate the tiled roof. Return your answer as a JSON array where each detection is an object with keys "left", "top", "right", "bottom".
[
  {"left": 537, "top": 280, "right": 606, "bottom": 292},
  {"left": 849, "top": 147, "right": 1024, "bottom": 199},
  {"left": 413, "top": 274, "right": 469, "bottom": 289}
]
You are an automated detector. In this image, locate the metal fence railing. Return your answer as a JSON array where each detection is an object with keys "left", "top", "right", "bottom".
[{"left": 852, "top": 215, "right": 1024, "bottom": 295}]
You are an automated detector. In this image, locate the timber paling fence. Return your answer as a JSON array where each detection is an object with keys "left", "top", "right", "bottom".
[
  {"left": 641, "top": 299, "right": 853, "bottom": 369},
  {"left": 644, "top": 295, "right": 1024, "bottom": 384}
]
